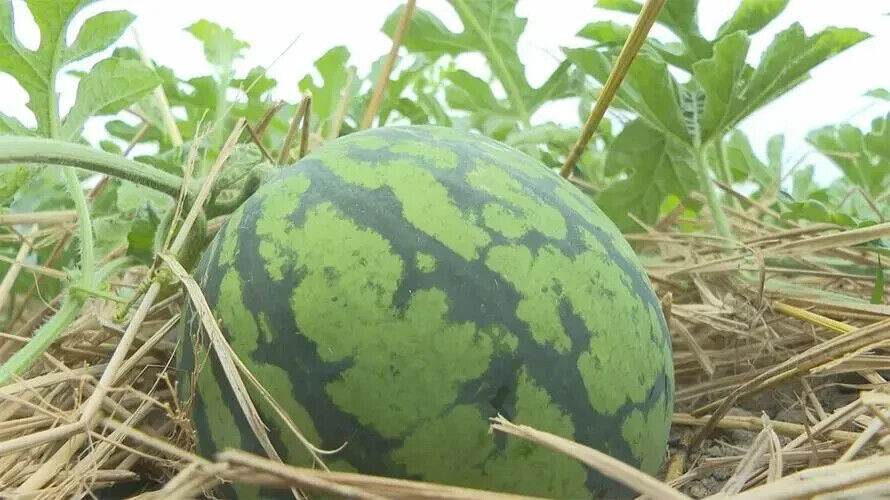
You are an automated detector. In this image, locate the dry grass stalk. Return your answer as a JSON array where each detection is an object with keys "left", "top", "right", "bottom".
[
  {"left": 360, "top": 0, "right": 417, "bottom": 130},
  {"left": 490, "top": 416, "right": 690, "bottom": 500},
  {"left": 560, "top": 0, "right": 666, "bottom": 178}
]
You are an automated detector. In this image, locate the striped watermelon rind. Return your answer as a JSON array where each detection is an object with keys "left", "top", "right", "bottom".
[{"left": 177, "top": 125, "right": 674, "bottom": 498}]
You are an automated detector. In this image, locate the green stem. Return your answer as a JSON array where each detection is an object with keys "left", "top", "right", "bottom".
[
  {"left": 63, "top": 168, "right": 95, "bottom": 284},
  {"left": 695, "top": 146, "right": 732, "bottom": 239},
  {"left": 0, "top": 136, "right": 187, "bottom": 198},
  {"left": 69, "top": 284, "right": 128, "bottom": 304},
  {"left": 0, "top": 298, "right": 82, "bottom": 385},
  {"left": 713, "top": 138, "right": 738, "bottom": 209}
]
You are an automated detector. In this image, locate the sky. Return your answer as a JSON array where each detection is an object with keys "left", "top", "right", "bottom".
[{"left": 2, "top": 0, "right": 889, "bottom": 185}]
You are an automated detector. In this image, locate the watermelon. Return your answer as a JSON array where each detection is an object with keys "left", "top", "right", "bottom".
[{"left": 177, "top": 125, "right": 674, "bottom": 498}]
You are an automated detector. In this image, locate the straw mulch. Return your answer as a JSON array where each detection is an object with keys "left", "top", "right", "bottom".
[{"left": 1, "top": 138, "right": 890, "bottom": 499}]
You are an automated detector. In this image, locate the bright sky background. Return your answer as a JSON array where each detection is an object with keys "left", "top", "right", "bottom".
[{"left": 3, "top": 0, "right": 889, "bottom": 185}]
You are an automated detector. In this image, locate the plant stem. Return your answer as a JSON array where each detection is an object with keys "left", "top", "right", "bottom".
[
  {"left": 0, "top": 298, "right": 82, "bottom": 385},
  {"left": 695, "top": 146, "right": 732, "bottom": 239},
  {"left": 713, "top": 138, "right": 739, "bottom": 209},
  {"left": 0, "top": 137, "right": 188, "bottom": 198},
  {"left": 63, "top": 169, "right": 95, "bottom": 285}
]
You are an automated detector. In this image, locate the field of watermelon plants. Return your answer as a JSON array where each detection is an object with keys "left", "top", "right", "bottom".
[{"left": 2, "top": 0, "right": 890, "bottom": 498}]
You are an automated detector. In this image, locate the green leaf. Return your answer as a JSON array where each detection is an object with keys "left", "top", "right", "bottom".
[
  {"left": 716, "top": 0, "right": 790, "bottom": 39},
  {"left": 577, "top": 21, "right": 632, "bottom": 46},
  {"left": 384, "top": 0, "right": 534, "bottom": 123},
  {"left": 596, "top": 0, "right": 712, "bottom": 66},
  {"left": 0, "top": 112, "right": 30, "bottom": 135},
  {"left": 416, "top": 89, "right": 451, "bottom": 127},
  {"left": 0, "top": 166, "right": 33, "bottom": 207},
  {"left": 693, "top": 24, "right": 868, "bottom": 141},
  {"left": 692, "top": 31, "right": 752, "bottom": 140},
  {"left": 596, "top": 119, "right": 697, "bottom": 230},
  {"left": 577, "top": 21, "right": 693, "bottom": 69},
  {"left": 444, "top": 69, "right": 505, "bottom": 114},
  {"left": 791, "top": 165, "right": 816, "bottom": 200},
  {"left": 807, "top": 123, "right": 890, "bottom": 196},
  {"left": 298, "top": 46, "right": 353, "bottom": 137},
  {"left": 766, "top": 134, "right": 784, "bottom": 174},
  {"left": 126, "top": 202, "right": 161, "bottom": 266},
  {"left": 866, "top": 88, "right": 890, "bottom": 101},
  {"left": 724, "top": 130, "right": 772, "bottom": 184},
  {"left": 66, "top": 10, "right": 136, "bottom": 62},
  {"left": 185, "top": 19, "right": 249, "bottom": 69},
  {"left": 377, "top": 56, "right": 432, "bottom": 126},
  {"left": 865, "top": 113, "right": 890, "bottom": 159},
  {"left": 565, "top": 47, "right": 689, "bottom": 141},
  {"left": 60, "top": 58, "right": 160, "bottom": 140},
  {"left": 738, "top": 24, "right": 869, "bottom": 126},
  {"left": 872, "top": 257, "right": 885, "bottom": 304},
  {"left": 0, "top": 0, "right": 134, "bottom": 136},
  {"left": 524, "top": 60, "right": 583, "bottom": 114}
]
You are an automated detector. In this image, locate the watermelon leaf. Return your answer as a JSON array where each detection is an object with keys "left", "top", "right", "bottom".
[
  {"left": 716, "top": 0, "right": 790, "bottom": 39},
  {"left": 596, "top": 120, "right": 698, "bottom": 231},
  {"left": 0, "top": 0, "right": 152, "bottom": 138},
  {"left": 866, "top": 88, "right": 890, "bottom": 101},
  {"left": 60, "top": 58, "right": 161, "bottom": 140},
  {"left": 299, "top": 46, "right": 354, "bottom": 136},
  {"left": 384, "top": 0, "right": 580, "bottom": 126},
  {"left": 66, "top": 10, "right": 136, "bottom": 63},
  {"left": 0, "top": 112, "right": 30, "bottom": 136},
  {"left": 185, "top": 19, "right": 249, "bottom": 70},
  {"left": 807, "top": 121, "right": 890, "bottom": 197},
  {"left": 126, "top": 202, "right": 162, "bottom": 266}
]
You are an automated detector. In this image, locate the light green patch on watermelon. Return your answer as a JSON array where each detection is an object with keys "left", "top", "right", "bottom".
[
  {"left": 321, "top": 152, "right": 491, "bottom": 260},
  {"left": 577, "top": 306, "right": 667, "bottom": 415},
  {"left": 475, "top": 141, "right": 549, "bottom": 179},
  {"left": 193, "top": 336, "right": 244, "bottom": 453},
  {"left": 218, "top": 202, "right": 246, "bottom": 267},
  {"left": 483, "top": 369, "right": 590, "bottom": 497},
  {"left": 481, "top": 325, "right": 519, "bottom": 352},
  {"left": 484, "top": 244, "right": 573, "bottom": 352},
  {"left": 486, "top": 229, "right": 666, "bottom": 410},
  {"left": 339, "top": 133, "right": 389, "bottom": 149},
  {"left": 416, "top": 252, "right": 437, "bottom": 273},
  {"left": 388, "top": 141, "right": 458, "bottom": 169},
  {"left": 254, "top": 174, "right": 311, "bottom": 280},
  {"left": 555, "top": 183, "right": 640, "bottom": 266},
  {"left": 468, "top": 161, "right": 567, "bottom": 240},
  {"left": 621, "top": 390, "right": 669, "bottom": 475},
  {"left": 215, "top": 269, "right": 324, "bottom": 464},
  {"left": 392, "top": 369, "right": 588, "bottom": 497},
  {"left": 284, "top": 204, "right": 499, "bottom": 438},
  {"left": 392, "top": 405, "right": 498, "bottom": 486}
]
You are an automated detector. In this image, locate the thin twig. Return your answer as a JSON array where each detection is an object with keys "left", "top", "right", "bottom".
[
  {"left": 299, "top": 96, "right": 312, "bottom": 159},
  {"left": 278, "top": 95, "right": 311, "bottom": 165},
  {"left": 360, "top": 0, "right": 416, "bottom": 129},
  {"left": 559, "top": 0, "right": 666, "bottom": 178}
]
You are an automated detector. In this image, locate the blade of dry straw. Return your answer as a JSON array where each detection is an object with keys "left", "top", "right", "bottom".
[
  {"left": 713, "top": 455, "right": 890, "bottom": 500},
  {"left": 217, "top": 448, "right": 544, "bottom": 499},
  {"left": 688, "top": 317, "right": 890, "bottom": 452},
  {"left": 0, "top": 211, "right": 76, "bottom": 226},
  {"left": 559, "top": 0, "right": 666, "bottom": 178},
  {"left": 360, "top": 0, "right": 416, "bottom": 129},
  {"left": 159, "top": 252, "right": 288, "bottom": 470},
  {"left": 490, "top": 415, "right": 689, "bottom": 500}
]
